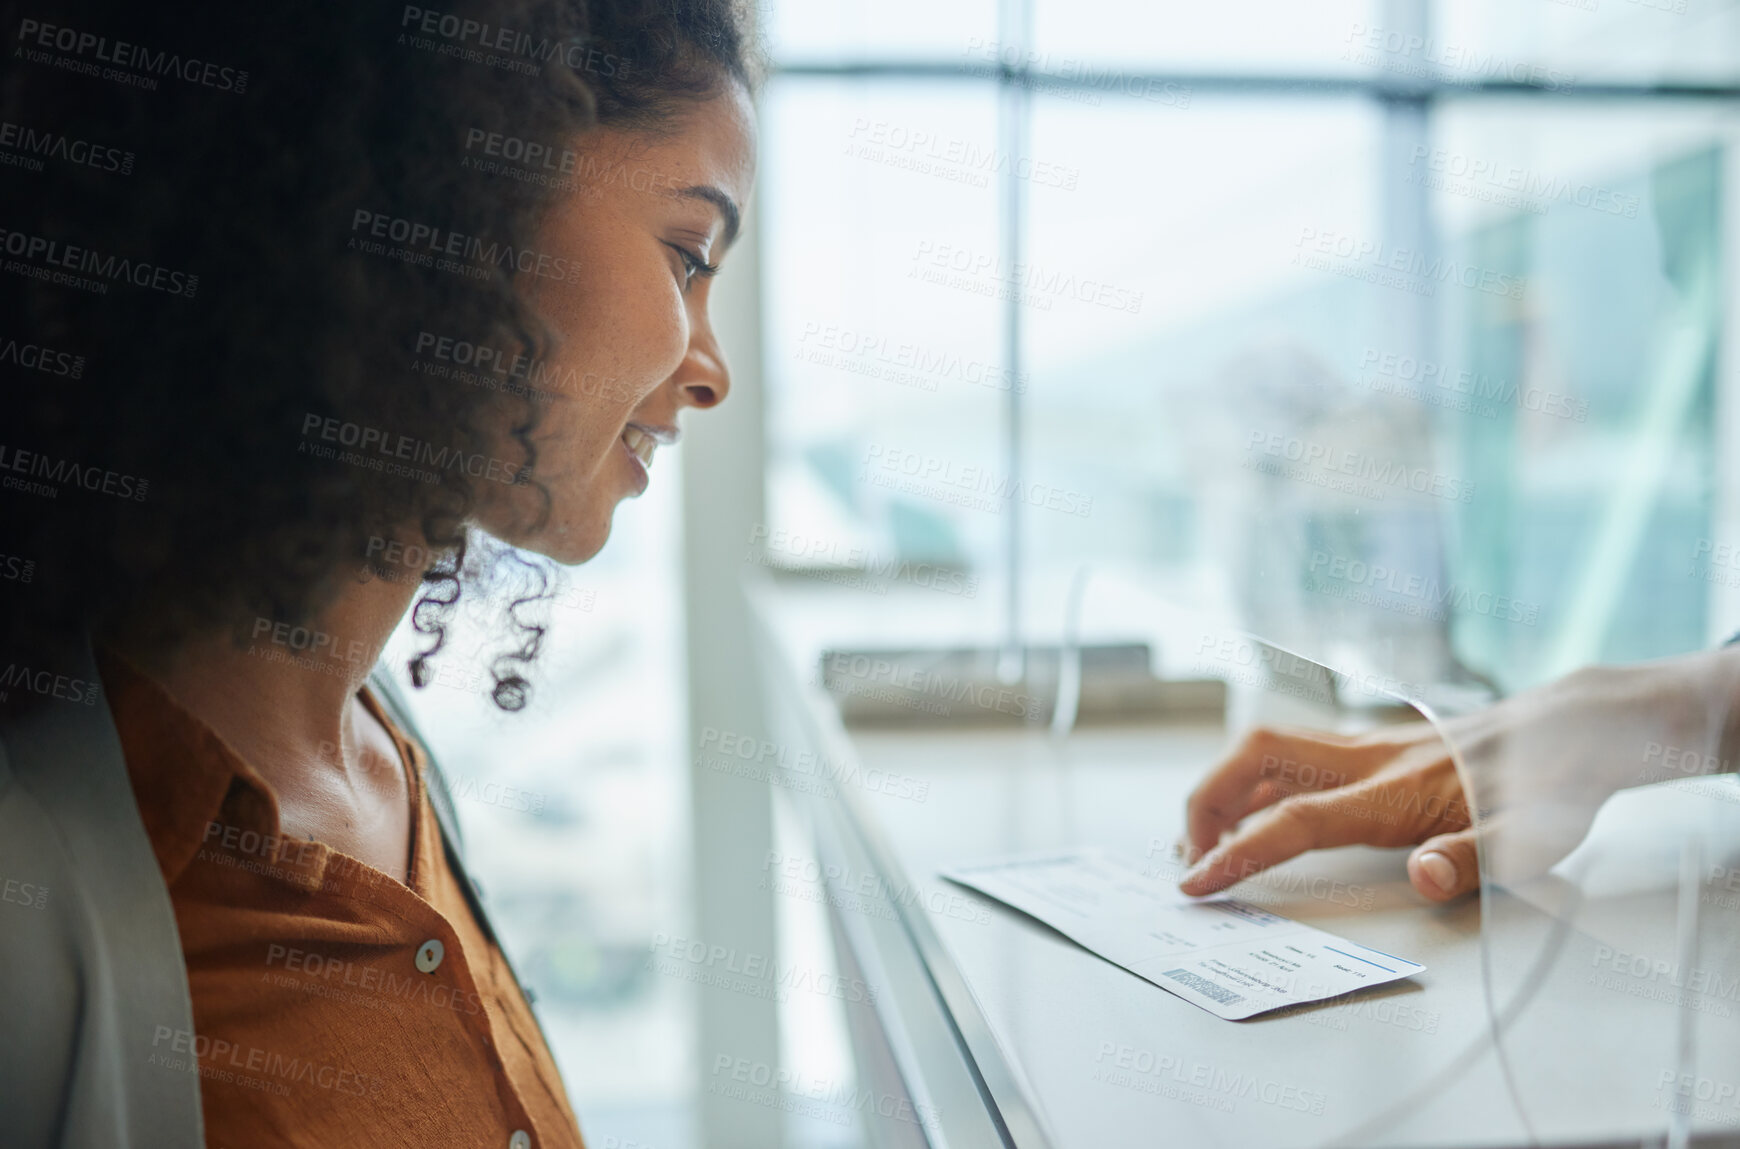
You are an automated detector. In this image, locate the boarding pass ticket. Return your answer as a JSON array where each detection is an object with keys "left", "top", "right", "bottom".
[{"left": 942, "top": 847, "right": 1424, "bottom": 1021}]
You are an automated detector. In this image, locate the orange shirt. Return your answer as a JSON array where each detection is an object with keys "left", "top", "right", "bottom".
[{"left": 95, "top": 648, "right": 586, "bottom": 1149}]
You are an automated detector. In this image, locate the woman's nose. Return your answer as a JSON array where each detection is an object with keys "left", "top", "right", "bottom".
[{"left": 675, "top": 330, "right": 730, "bottom": 409}]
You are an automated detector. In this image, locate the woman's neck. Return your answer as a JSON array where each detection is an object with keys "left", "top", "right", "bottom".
[{"left": 119, "top": 570, "right": 426, "bottom": 798}]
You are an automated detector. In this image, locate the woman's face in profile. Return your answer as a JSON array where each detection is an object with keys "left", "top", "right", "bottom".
[{"left": 473, "top": 81, "right": 757, "bottom": 563}]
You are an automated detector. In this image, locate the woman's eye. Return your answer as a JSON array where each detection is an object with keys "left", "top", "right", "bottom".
[{"left": 667, "top": 243, "right": 719, "bottom": 291}]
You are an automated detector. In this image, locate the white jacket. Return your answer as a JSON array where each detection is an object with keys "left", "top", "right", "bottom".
[{"left": 0, "top": 637, "right": 491, "bottom": 1147}]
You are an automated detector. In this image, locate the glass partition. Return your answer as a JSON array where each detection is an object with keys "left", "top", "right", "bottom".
[
  {"left": 753, "top": 1, "right": 1740, "bottom": 1143},
  {"left": 1442, "top": 656, "right": 1740, "bottom": 1147},
  {"left": 1046, "top": 575, "right": 1740, "bottom": 1146}
]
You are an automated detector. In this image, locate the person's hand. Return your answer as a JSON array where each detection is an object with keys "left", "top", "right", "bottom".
[
  {"left": 1178, "top": 721, "right": 1477, "bottom": 901},
  {"left": 1177, "top": 654, "right": 1740, "bottom": 904}
]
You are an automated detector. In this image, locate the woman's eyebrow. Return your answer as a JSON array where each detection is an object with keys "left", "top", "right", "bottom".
[{"left": 675, "top": 184, "right": 740, "bottom": 249}]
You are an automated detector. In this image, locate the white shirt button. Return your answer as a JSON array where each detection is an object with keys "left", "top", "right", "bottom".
[
  {"left": 416, "top": 938, "right": 445, "bottom": 973},
  {"left": 509, "top": 1131, "right": 531, "bottom": 1149}
]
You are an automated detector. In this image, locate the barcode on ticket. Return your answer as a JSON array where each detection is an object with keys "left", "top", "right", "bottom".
[{"left": 1163, "top": 969, "right": 1244, "bottom": 1006}]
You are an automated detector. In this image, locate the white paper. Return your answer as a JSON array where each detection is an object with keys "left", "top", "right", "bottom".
[{"left": 942, "top": 847, "right": 1425, "bottom": 1020}]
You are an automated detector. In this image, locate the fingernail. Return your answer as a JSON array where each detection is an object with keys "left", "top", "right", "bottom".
[{"left": 1417, "top": 851, "right": 1455, "bottom": 894}]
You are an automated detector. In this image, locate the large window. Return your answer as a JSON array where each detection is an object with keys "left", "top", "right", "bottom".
[{"left": 761, "top": 0, "right": 1740, "bottom": 696}]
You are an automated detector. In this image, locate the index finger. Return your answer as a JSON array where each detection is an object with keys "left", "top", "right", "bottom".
[
  {"left": 1184, "top": 727, "right": 1357, "bottom": 857},
  {"left": 1184, "top": 728, "right": 1287, "bottom": 858},
  {"left": 1178, "top": 786, "right": 1377, "bottom": 897}
]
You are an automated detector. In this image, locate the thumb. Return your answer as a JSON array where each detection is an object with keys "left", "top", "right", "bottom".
[{"left": 1408, "top": 828, "right": 1480, "bottom": 902}]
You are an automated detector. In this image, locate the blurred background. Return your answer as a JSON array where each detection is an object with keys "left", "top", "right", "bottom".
[{"left": 382, "top": 1, "right": 1740, "bottom": 1146}]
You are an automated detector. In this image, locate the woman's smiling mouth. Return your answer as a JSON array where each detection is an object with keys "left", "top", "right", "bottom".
[
  {"left": 622, "top": 425, "right": 657, "bottom": 468},
  {"left": 618, "top": 423, "right": 677, "bottom": 495}
]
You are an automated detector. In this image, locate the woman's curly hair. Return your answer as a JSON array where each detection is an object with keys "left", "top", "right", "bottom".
[{"left": 0, "top": 0, "right": 761, "bottom": 709}]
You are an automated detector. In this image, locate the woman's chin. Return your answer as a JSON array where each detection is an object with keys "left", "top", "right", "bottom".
[
  {"left": 524, "top": 511, "right": 614, "bottom": 567},
  {"left": 476, "top": 493, "right": 619, "bottom": 566}
]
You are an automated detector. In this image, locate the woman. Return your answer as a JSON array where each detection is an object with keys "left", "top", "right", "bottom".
[{"left": 0, "top": 0, "right": 759, "bottom": 1145}]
